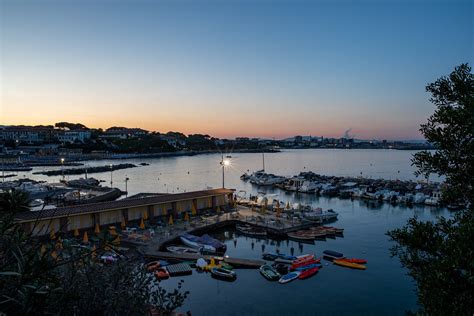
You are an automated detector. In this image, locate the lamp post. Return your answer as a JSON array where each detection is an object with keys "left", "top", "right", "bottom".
[
  {"left": 60, "top": 158, "right": 65, "bottom": 182},
  {"left": 124, "top": 176, "right": 129, "bottom": 196},
  {"left": 220, "top": 155, "right": 231, "bottom": 188},
  {"left": 109, "top": 164, "right": 113, "bottom": 188}
]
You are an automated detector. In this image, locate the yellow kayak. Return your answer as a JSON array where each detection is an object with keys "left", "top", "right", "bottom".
[{"left": 333, "top": 259, "right": 366, "bottom": 270}]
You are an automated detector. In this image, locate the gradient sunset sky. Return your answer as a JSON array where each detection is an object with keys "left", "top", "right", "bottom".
[{"left": 1, "top": 0, "right": 472, "bottom": 140}]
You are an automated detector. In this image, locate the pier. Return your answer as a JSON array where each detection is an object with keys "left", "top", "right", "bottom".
[{"left": 137, "top": 205, "right": 326, "bottom": 268}]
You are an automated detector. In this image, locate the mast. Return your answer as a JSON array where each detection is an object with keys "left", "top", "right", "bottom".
[{"left": 262, "top": 151, "right": 265, "bottom": 172}]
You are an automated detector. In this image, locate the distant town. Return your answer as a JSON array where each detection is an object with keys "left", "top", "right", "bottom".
[{"left": 0, "top": 123, "right": 433, "bottom": 167}]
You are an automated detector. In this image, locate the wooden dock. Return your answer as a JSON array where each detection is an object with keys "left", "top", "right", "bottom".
[{"left": 142, "top": 250, "right": 265, "bottom": 269}]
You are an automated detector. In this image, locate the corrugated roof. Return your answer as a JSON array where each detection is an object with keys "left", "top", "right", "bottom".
[{"left": 15, "top": 188, "right": 234, "bottom": 222}]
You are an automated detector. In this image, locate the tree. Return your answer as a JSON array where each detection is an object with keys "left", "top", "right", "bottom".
[
  {"left": 0, "top": 191, "right": 189, "bottom": 315},
  {"left": 387, "top": 64, "right": 474, "bottom": 315},
  {"left": 412, "top": 63, "right": 473, "bottom": 205}
]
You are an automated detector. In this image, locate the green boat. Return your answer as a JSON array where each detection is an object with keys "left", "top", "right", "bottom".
[
  {"left": 259, "top": 264, "right": 281, "bottom": 281},
  {"left": 221, "top": 262, "right": 234, "bottom": 270}
]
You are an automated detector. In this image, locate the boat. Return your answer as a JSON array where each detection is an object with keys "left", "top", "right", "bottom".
[
  {"left": 293, "top": 254, "right": 315, "bottom": 264},
  {"left": 278, "top": 271, "right": 301, "bottom": 284},
  {"left": 290, "top": 258, "right": 321, "bottom": 270},
  {"left": 321, "top": 226, "right": 344, "bottom": 234},
  {"left": 210, "top": 267, "right": 237, "bottom": 281},
  {"left": 146, "top": 261, "right": 164, "bottom": 272},
  {"left": 262, "top": 253, "right": 279, "bottom": 261},
  {"left": 236, "top": 224, "right": 267, "bottom": 237},
  {"left": 180, "top": 233, "right": 227, "bottom": 253},
  {"left": 278, "top": 253, "right": 297, "bottom": 261},
  {"left": 293, "top": 263, "right": 322, "bottom": 271},
  {"left": 333, "top": 259, "right": 366, "bottom": 270},
  {"left": 287, "top": 232, "right": 316, "bottom": 241},
  {"left": 272, "top": 263, "right": 289, "bottom": 275},
  {"left": 154, "top": 267, "right": 170, "bottom": 280},
  {"left": 339, "top": 258, "right": 367, "bottom": 264},
  {"left": 298, "top": 267, "right": 319, "bottom": 280},
  {"left": 322, "top": 250, "right": 344, "bottom": 260},
  {"left": 166, "top": 246, "right": 201, "bottom": 254},
  {"left": 259, "top": 265, "right": 281, "bottom": 281},
  {"left": 274, "top": 258, "right": 294, "bottom": 264}
]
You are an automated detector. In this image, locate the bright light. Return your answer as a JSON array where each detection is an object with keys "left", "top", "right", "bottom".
[
  {"left": 60, "top": 158, "right": 65, "bottom": 163},
  {"left": 223, "top": 159, "right": 231, "bottom": 166}
]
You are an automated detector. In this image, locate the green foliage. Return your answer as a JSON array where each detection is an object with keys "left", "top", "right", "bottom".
[
  {"left": 388, "top": 64, "right": 474, "bottom": 315},
  {"left": 412, "top": 63, "right": 473, "bottom": 205},
  {"left": 55, "top": 122, "right": 88, "bottom": 130},
  {"left": 387, "top": 211, "right": 474, "bottom": 315},
  {"left": 0, "top": 191, "right": 189, "bottom": 315}
]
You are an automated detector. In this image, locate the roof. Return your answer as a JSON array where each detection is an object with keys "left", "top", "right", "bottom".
[{"left": 15, "top": 188, "right": 234, "bottom": 222}]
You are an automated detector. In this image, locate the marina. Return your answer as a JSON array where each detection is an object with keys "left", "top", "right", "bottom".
[{"left": 2, "top": 150, "right": 453, "bottom": 315}]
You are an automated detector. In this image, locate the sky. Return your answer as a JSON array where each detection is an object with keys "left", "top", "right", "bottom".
[{"left": 0, "top": 0, "right": 472, "bottom": 140}]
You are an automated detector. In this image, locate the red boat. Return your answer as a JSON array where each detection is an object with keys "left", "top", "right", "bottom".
[
  {"left": 340, "top": 258, "right": 367, "bottom": 264},
  {"left": 290, "top": 258, "right": 321, "bottom": 270},
  {"left": 154, "top": 267, "right": 170, "bottom": 280},
  {"left": 298, "top": 267, "right": 319, "bottom": 280},
  {"left": 293, "top": 254, "right": 315, "bottom": 264}
]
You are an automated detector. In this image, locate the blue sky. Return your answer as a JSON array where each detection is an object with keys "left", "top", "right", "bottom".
[{"left": 1, "top": 0, "right": 472, "bottom": 139}]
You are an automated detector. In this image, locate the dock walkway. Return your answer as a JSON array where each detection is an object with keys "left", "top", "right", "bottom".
[{"left": 137, "top": 206, "right": 323, "bottom": 268}]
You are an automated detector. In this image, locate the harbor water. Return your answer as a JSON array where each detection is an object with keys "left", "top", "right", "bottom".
[{"left": 12, "top": 149, "right": 447, "bottom": 315}]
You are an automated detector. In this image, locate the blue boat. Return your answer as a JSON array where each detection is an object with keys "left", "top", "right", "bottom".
[
  {"left": 180, "top": 233, "right": 227, "bottom": 253},
  {"left": 279, "top": 271, "right": 301, "bottom": 284},
  {"left": 322, "top": 250, "right": 344, "bottom": 260}
]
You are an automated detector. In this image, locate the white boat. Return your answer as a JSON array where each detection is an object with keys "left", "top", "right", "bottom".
[
  {"left": 278, "top": 271, "right": 301, "bottom": 284},
  {"left": 425, "top": 191, "right": 441, "bottom": 206},
  {"left": 285, "top": 177, "right": 305, "bottom": 191},
  {"left": 413, "top": 193, "right": 428, "bottom": 204},
  {"left": 299, "top": 181, "right": 319, "bottom": 193},
  {"left": 304, "top": 209, "right": 338, "bottom": 222},
  {"left": 166, "top": 246, "right": 201, "bottom": 254}
]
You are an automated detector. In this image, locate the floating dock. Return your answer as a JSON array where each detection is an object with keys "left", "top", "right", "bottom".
[
  {"left": 143, "top": 250, "right": 265, "bottom": 269},
  {"left": 165, "top": 263, "right": 193, "bottom": 276}
]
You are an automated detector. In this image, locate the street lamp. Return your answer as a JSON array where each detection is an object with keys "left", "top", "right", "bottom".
[
  {"left": 220, "top": 155, "right": 231, "bottom": 188},
  {"left": 60, "top": 158, "right": 65, "bottom": 182},
  {"left": 124, "top": 176, "right": 129, "bottom": 196},
  {"left": 109, "top": 164, "right": 113, "bottom": 188}
]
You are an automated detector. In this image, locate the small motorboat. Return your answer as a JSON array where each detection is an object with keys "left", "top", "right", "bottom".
[
  {"left": 277, "top": 253, "right": 297, "bottom": 261},
  {"left": 321, "top": 226, "right": 344, "bottom": 234},
  {"left": 298, "top": 267, "right": 319, "bottom": 280},
  {"left": 293, "top": 254, "right": 315, "bottom": 264},
  {"left": 291, "top": 258, "right": 321, "bottom": 270},
  {"left": 262, "top": 253, "right": 279, "bottom": 261},
  {"left": 322, "top": 250, "right": 344, "bottom": 260},
  {"left": 274, "top": 258, "right": 294, "bottom": 265},
  {"left": 211, "top": 267, "right": 237, "bottom": 281},
  {"left": 154, "top": 267, "right": 170, "bottom": 280},
  {"left": 236, "top": 224, "right": 267, "bottom": 237},
  {"left": 259, "top": 265, "right": 281, "bottom": 281},
  {"left": 340, "top": 258, "right": 367, "bottom": 264},
  {"left": 287, "top": 232, "right": 315, "bottom": 241},
  {"left": 166, "top": 246, "right": 201, "bottom": 254},
  {"left": 272, "top": 263, "right": 289, "bottom": 275},
  {"left": 180, "top": 233, "right": 227, "bottom": 254},
  {"left": 333, "top": 259, "right": 366, "bottom": 270},
  {"left": 293, "top": 263, "right": 322, "bottom": 271},
  {"left": 278, "top": 271, "right": 301, "bottom": 284},
  {"left": 146, "top": 261, "right": 162, "bottom": 272}
]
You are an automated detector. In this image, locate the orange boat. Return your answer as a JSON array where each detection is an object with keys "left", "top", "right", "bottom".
[
  {"left": 339, "top": 258, "right": 367, "bottom": 264},
  {"left": 146, "top": 261, "right": 161, "bottom": 272}
]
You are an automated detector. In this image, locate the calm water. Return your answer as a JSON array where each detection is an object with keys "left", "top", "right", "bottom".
[{"left": 13, "top": 149, "right": 447, "bottom": 315}]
